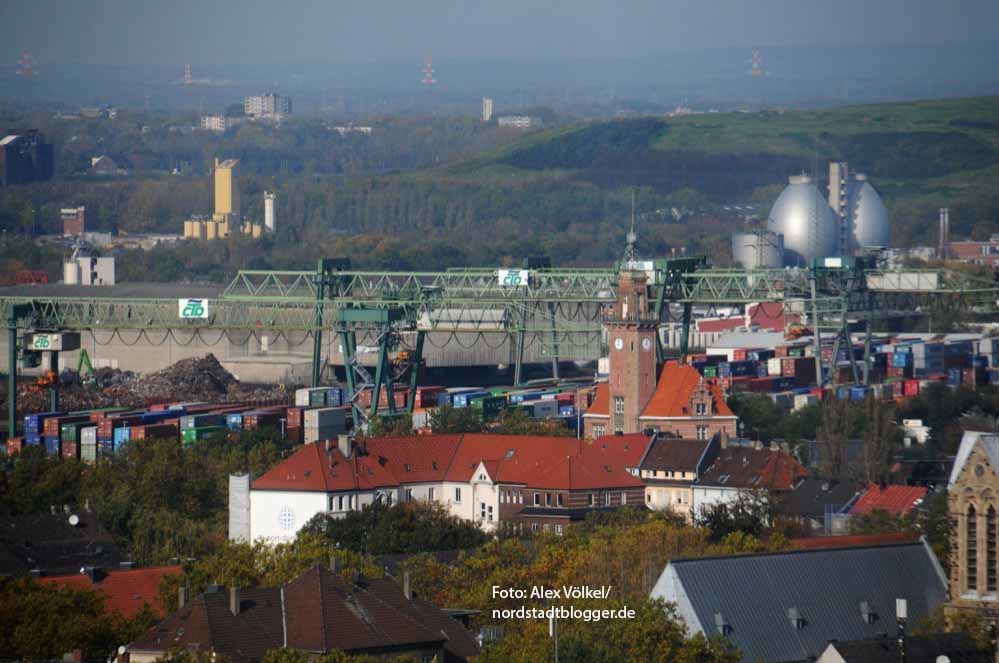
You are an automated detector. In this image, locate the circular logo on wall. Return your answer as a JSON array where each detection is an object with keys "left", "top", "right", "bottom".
[{"left": 278, "top": 506, "right": 296, "bottom": 531}]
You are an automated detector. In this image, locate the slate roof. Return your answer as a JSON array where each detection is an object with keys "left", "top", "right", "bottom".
[
  {"left": 639, "top": 437, "right": 716, "bottom": 474},
  {"left": 39, "top": 565, "right": 182, "bottom": 618},
  {"left": 650, "top": 540, "right": 949, "bottom": 663},
  {"left": 129, "top": 565, "right": 478, "bottom": 662},
  {"left": 0, "top": 511, "right": 122, "bottom": 576},
  {"left": 821, "top": 633, "right": 990, "bottom": 663},
  {"left": 850, "top": 484, "right": 928, "bottom": 517},
  {"left": 698, "top": 445, "right": 807, "bottom": 491},
  {"left": 778, "top": 477, "right": 861, "bottom": 519}
]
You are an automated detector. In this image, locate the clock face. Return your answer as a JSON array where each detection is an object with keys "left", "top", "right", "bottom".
[
  {"left": 976, "top": 464, "right": 986, "bottom": 478},
  {"left": 614, "top": 337, "right": 624, "bottom": 351},
  {"left": 641, "top": 338, "right": 652, "bottom": 352}
]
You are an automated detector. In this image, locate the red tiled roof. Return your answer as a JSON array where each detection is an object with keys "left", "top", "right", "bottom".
[
  {"left": 641, "top": 361, "right": 735, "bottom": 419},
  {"left": 791, "top": 532, "right": 918, "bottom": 550},
  {"left": 748, "top": 302, "right": 792, "bottom": 331},
  {"left": 697, "top": 317, "right": 746, "bottom": 333},
  {"left": 40, "top": 565, "right": 182, "bottom": 618},
  {"left": 849, "top": 483, "right": 928, "bottom": 517},
  {"left": 253, "top": 434, "right": 650, "bottom": 494},
  {"left": 584, "top": 382, "right": 610, "bottom": 417}
]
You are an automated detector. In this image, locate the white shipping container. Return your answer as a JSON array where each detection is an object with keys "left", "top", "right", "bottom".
[
  {"left": 412, "top": 411, "right": 429, "bottom": 430},
  {"left": 767, "top": 358, "right": 782, "bottom": 376},
  {"left": 793, "top": 394, "right": 817, "bottom": 412},
  {"left": 304, "top": 424, "right": 347, "bottom": 444},
  {"left": 81, "top": 426, "right": 98, "bottom": 444},
  {"left": 304, "top": 407, "right": 345, "bottom": 429}
]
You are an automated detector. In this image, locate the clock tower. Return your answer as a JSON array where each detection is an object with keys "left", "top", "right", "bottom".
[{"left": 606, "top": 270, "right": 658, "bottom": 434}]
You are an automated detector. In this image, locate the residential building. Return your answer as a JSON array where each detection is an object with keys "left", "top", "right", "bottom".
[
  {"left": 816, "top": 634, "right": 990, "bottom": 663},
  {"left": 947, "top": 431, "right": 999, "bottom": 613},
  {"left": 650, "top": 540, "right": 949, "bottom": 663},
  {"left": 235, "top": 433, "right": 650, "bottom": 543},
  {"left": 127, "top": 564, "right": 479, "bottom": 663},
  {"left": 848, "top": 483, "right": 928, "bottom": 518},
  {"left": 39, "top": 565, "right": 182, "bottom": 619},
  {"left": 779, "top": 477, "right": 861, "bottom": 535},
  {"left": 482, "top": 97, "right": 493, "bottom": 122},
  {"left": 244, "top": 93, "right": 292, "bottom": 120},
  {"left": 690, "top": 441, "right": 807, "bottom": 515},
  {"left": 332, "top": 124, "right": 373, "bottom": 136},
  {"left": 200, "top": 115, "right": 241, "bottom": 132},
  {"left": 0, "top": 130, "right": 54, "bottom": 185},
  {"left": 61, "top": 206, "right": 86, "bottom": 236},
  {"left": 638, "top": 436, "right": 718, "bottom": 518},
  {"left": 76, "top": 256, "right": 115, "bottom": 285},
  {"left": 497, "top": 115, "right": 535, "bottom": 128}
]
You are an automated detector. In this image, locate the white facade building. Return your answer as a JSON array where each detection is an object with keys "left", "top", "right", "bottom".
[{"left": 244, "top": 94, "right": 292, "bottom": 119}]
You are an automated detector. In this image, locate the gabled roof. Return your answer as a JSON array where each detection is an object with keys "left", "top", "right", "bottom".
[
  {"left": 40, "top": 565, "right": 182, "bottom": 618},
  {"left": 0, "top": 511, "right": 122, "bottom": 576},
  {"left": 640, "top": 362, "right": 735, "bottom": 419},
  {"left": 849, "top": 484, "right": 928, "bottom": 517},
  {"left": 533, "top": 452, "right": 645, "bottom": 491},
  {"left": 791, "top": 532, "right": 918, "bottom": 550},
  {"left": 251, "top": 441, "right": 409, "bottom": 492},
  {"left": 778, "top": 477, "right": 862, "bottom": 519},
  {"left": 584, "top": 382, "right": 610, "bottom": 417},
  {"left": 128, "top": 565, "right": 478, "bottom": 662},
  {"left": 640, "top": 437, "right": 715, "bottom": 473},
  {"left": 590, "top": 433, "right": 654, "bottom": 469},
  {"left": 650, "top": 540, "right": 949, "bottom": 663},
  {"left": 698, "top": 445, "right": 807, "bottom": 490},
  {"left": 949, "top": 430, "right": 999, "bottom": 486},
  {"left": 821, "top": 633, "right": 990, "bottom": 663}
]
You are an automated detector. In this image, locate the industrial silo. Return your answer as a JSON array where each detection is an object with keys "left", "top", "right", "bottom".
[
  {"left": 766, "top": 175, "right": 839, "bottom": 267},
  {"left": 732, "top": 231, "right": 783, "bottom": 269},
  {"left": 63, "top": 260, "right": 80, "bottom": 285},
  {"left": 264, "top": 191, "right": 276, "bottom": 233},
  {"left": 846, "top": 174, "right": 889, "bottom": 249}
]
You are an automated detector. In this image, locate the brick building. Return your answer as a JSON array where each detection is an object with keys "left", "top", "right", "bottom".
[
  {"left": 61, "top": 206, "right": 86, "bottom": 236},
  {"left": 638, "top": 436, "right": 719, "bottom": 518}
]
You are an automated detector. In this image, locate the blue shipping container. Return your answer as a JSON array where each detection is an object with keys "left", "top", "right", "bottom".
[
  {"left": 226, "top": 414, "right": 243, "bottom": 431},
  {"left": 43, "top": 437, "right": 60, "bottom": 456}
]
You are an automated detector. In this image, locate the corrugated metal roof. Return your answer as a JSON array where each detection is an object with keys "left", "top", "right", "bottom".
[{"left": 651, "top": 541, "right": 947, "bottom": 663}]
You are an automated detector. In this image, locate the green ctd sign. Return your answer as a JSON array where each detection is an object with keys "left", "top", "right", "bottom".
[{"left": 178, "top": 298, "right": 209, "bottom": 319}]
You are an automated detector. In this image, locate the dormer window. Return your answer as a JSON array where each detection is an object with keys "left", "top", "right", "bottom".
[
  {"left": 695, "top": 402, "right": 707, "bottom": 416},
  {"left": 479, "top": 473, "right": 487, "bottom": 481}
]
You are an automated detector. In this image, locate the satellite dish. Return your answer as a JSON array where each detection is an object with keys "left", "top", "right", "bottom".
[
  {"left": 68, "top": 514, "right": 80, "bottom": 527},
  {"left": 118, "top": 645, "right": 127, "bottom": 655}
]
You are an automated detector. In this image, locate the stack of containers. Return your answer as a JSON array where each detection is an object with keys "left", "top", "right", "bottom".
[
  {"left": 130, "top": 422, "right": 178, "bottom": 441},
  {"left": 180, "top": 412, "right": 225, "bottom": 445},
  {"left": 80, "top": 425, "right": 99, "bottom": 462},
  {"left": 242, "top": 408, "right": 283, "bottom": 431},
  {"left": 304, "top": 407, "right": 346, "bottom": 444},
  {"left": 23, "top": 411, "right": 64, "bottom": 449},
  {"left": 286, "top": 407, "right": 305, "bottom": 443},
  {"left": 912, "top": 342, "right": 945, "bottom": 377},
  {"left": 6, "top": 437, "right": 23, "bottom": 456},
  {"left": 295, "top": 386, "right": 344, "bottom": 408},
  {"left": 414, "top": 386, "right": 445, "bottom": 409}
]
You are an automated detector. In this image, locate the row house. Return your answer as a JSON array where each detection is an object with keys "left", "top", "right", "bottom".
[
  {"left": 637, "top": 436, "right": 720, "bottom": 518},
  {"left": 691, "top": 441, "right": 808, "bottom": 514},
  {"left": 238, "top": 433, "right": 650, "bottom": 543}
]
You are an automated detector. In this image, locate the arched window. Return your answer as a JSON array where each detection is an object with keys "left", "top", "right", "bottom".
[
  {"left": 968, "top": 504, "right": 978, "bottom": 593},
  {"left": 988, "top": 506, "right": 997, "bottom": 593}
]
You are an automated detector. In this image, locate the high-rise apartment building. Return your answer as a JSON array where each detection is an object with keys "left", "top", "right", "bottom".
[
  {"left": 482, "top": 97, "right": 493, "bottom": 122},
  {"left": 244, "top": 94, "right": 292, "bottom": 120}
]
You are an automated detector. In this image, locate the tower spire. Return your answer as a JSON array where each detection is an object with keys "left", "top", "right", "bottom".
[{"left": 624, "top": 189, "right": 637, "bottom": 264}]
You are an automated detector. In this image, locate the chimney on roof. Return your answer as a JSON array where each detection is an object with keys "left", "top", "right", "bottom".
[
  {"left": 338, "top": 434, "right": 353, "bottom": 458},
  {"left": 720, "top": 430, "right": 729, "bottom": 449},
  {"left": 403, "top": 571, "right": 413, "bottom": 600},
  {"left": 325, "top": 438, "right": 333, "bottom": 452},
  {"left": 178, "top": 586, "right": 189, "bottom": 610},
  {"left": 229, "top": 586, "right": 240, "bottom": 616}
]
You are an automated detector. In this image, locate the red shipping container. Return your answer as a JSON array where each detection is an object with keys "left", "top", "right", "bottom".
[
  {"left": 903, "top": 380, "right": 919, "bottom": 397},
  {"left": 285, "top": 426, "right": 303, "bottom": 444},
  {"left": 555, "top": 392, "right": 575, "bottom": 404},
  {"left": 61, "top": 441, "right": 79, "bottom": 460},
  {"left": 287, "top": 407, "right": 304, "bottom": 428}
]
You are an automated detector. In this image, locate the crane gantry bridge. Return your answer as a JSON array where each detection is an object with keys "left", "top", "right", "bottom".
[{"left": 1, "top": 256, "right": 996, "bottom": 434}]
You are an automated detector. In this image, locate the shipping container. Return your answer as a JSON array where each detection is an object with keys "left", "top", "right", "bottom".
[{"left": 181, "top": 426, "right": 224, "bottom": 444}]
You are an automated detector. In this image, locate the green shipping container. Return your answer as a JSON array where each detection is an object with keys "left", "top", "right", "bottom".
[
  {"left": 181, "top": 426, "right": 224, "bottom": 445},
  {"left": 703, "top": 366, "right": 717, "bottom": 378},
  {"left": 81, "top": 441, "right": 97, "bottom": 463}
]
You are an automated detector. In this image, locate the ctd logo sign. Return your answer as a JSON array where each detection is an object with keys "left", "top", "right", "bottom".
[
  {"left": 31, "top": 335, "right": 50, "bottom": 350},
  {"left": 498, "top": 269, "right": 530, "bottom": 288},
  {"left": 178, "top": 298, "right": 209, "bottom": 319}
]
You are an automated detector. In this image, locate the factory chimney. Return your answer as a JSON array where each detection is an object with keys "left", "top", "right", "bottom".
[
  {"left": 938, "top": 208, "right": 949, "bottom": 260},
  {"left": 264, "top": 192, "right": 276, "bottom": 233}
]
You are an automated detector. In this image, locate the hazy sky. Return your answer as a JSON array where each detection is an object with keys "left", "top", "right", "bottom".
[{"left": 3, "top": 0, "right": 998, "bottom": 66}]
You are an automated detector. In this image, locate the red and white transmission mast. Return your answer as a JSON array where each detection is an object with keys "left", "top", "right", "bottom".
[
  {"left": 16, "top": 51, "right": 32, "bottom": 79},
  {"left": 421, "top": 56, "right": 437, "bottom": 85}
]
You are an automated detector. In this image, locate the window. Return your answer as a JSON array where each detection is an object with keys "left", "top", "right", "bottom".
[
  {"left": 646, "top": 493, "right": 652, "bottom": 503},
  {"left": 695, "top": 402, "right": 706, "bottom": 415},
  {"left": 534, "top": 493, "right": 541, "bottom": 506},
  {"left": 604, "top": 493, "right": 612, "bottom": 506},
  {"left": 454, "top": 487, "right": 462, "bottom": 503},
  {"left": 488, "top": 505, "right": 494, "bottom": 522},
  {"left": 428, "top": 487, "right": 436, "bottom": 501},
  {"left": 588, "top": 493, "right": 595, "bottom": 506},
  {"left": 968, "top": 504, "right": 978, "bottom": 593},
  {"left": 405, "top": 489, "right": 413, "bottom": 502},
  {"left": 989, "top": 507, "right": 997, "bottom": 593},
  {"left": 518, "top": 491, "right": 523, "bottom": 504},
  {"left": 532, "top": 522, "right": 539, "bottom": 533},
  {"left": 621, "top": 491, "right": 627, "bottom": 505},
  {"left": 348, "top": 494, "right": 355, "bottom": 510},
  {"left": 386, "top": 492, "right": 393, "bottom": 506},
  {"left": 543, "top": 523, "right": 550, "bottom": 532},
  {"left": 555, "top": 524, "right": 564, "bottom": 535},
  {"left": 557, "top": 493, "right": 564, "bottom": 507},
  {"left": 479, "top": 473, "right": 487, "bottom": 481},
  {"left": 696, "top": 426, "right": 708, "bottom": 440},
  {"left": 480, "top": 502, "right": 487, "bottom": 519},
  {"left": 546, "top": 493, "right": 553, "bottom": 506},
  {"left": 614, "top": 397, "right": 625, "bottom": 414},
  {"left": 593, "top": 425, "right": 605, "bottom": 438}
]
